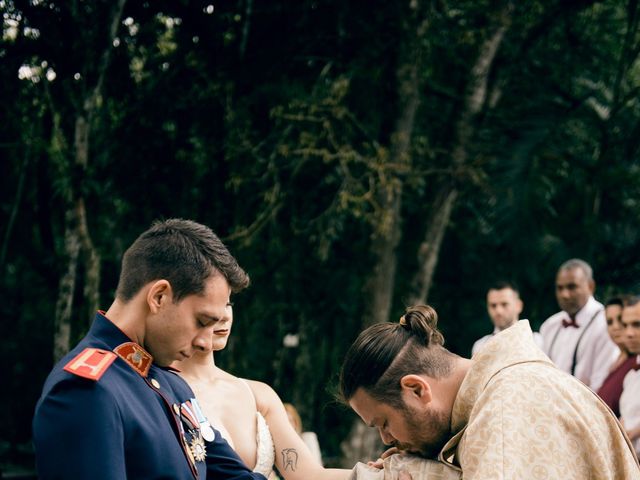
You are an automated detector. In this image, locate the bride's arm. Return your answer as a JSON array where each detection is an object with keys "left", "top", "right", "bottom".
[{"left": 247, "top": 380, "right": 351, "bottom": 480}]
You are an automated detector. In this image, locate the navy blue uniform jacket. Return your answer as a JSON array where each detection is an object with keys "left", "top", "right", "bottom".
[{"left": 33, "top": 312, "right": 267, "bottom": 480}]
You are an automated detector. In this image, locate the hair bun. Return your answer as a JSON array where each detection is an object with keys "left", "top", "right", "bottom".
[{"left": 402, "top": 304, "right": 444, "bottom": 346}]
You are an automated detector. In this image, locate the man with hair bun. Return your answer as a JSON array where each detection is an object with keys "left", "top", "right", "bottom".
[{"left": 340, "top": 304, "right": 640, "bottom": 479}]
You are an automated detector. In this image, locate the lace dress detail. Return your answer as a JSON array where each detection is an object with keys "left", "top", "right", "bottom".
[
  {"left": 253, "top": 411, "right": 276, "bottom": 477},
  {"left": 239, "top": 379, "right": 275, "bottom": 477}
]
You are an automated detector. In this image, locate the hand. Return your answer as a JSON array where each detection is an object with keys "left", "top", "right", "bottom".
[
  {"left": 366, "top": 458, "right": 384, "bottom": 469},
  {"left": 366, "top": 446, "right": 402, "bottom": 469},
  {"left": 380, "top": 446, "right": 400, "bottom": 459},
  {"left": 398, "top": 471, "right": 413, "bottom": 480}
]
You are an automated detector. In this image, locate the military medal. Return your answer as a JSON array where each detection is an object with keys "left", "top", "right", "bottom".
[
  {"left": 175, "top": 417, "right": 197, "bottom": 467},
  {"left": 189, "top": 435, "right": 207, "bottom": 462},
  {"left": 179, "top": 400, "right": 208, "bottom": 463},
  {"left": 191, "top": 398, "right": 215, "bottom": 442},
  {"left": 180, "top": 401, "right": 200, "bottom": 433},
  {"left": 200, "top": 423, "right": 215, "bottom": 442},
  {"left": 185, "top": 434, "right": 197, "bottom": 466}
]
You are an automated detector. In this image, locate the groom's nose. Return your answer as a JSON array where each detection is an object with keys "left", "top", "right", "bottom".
[{"left": 379, "top": 428, "right": 395, "bottom": 446}]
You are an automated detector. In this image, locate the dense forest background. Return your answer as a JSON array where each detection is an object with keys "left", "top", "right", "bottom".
[{"left": 2, "top": 0, "right": 640, "bottom": 475}]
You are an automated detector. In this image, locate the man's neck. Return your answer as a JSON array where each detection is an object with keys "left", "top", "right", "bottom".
[
  {"left": 436, "top": 356, "right": 473, "bottom": 409},
  {"left": 496, "top": 320, "right": 517, "bottom": 332},
  {"left": 104, "top": 297, "right": 145, "bottom": 346},
  {"left": 567, "top": 297, "right": 591, "bottom": 318}
]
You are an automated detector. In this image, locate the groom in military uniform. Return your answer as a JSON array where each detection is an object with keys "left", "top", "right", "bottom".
[{"left": 33, "top": 219, "right": 267, "bottom": 479}]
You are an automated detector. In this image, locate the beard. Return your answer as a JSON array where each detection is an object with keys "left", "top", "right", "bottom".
[{"left": 396, "top": 402, "right": 452, "bottom": 459}]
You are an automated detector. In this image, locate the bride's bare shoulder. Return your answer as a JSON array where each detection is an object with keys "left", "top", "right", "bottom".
[
  {"left": 242, "top": 379, "right": 283, "bottom": 414},
  {"left": 214, "top": 367, "right": 241, "bottom": 381},
  {"left": 213, "top": 369, "right": 260, "bottom": 399},
  {"left": 243, "top": 378, "right": 277, "bottom": 396},
  {"left": 185, "top": 368, "right": 253, "bottom": 402}
]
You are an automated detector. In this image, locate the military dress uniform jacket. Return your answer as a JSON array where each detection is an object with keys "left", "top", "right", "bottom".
[{"left": 33, "top": 312, "right": 267, "bottom": 480}]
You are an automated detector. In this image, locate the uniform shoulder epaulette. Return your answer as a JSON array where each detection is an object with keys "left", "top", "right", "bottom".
[{"left": 63, "top": 347, "right": 117, "bottom": 381}]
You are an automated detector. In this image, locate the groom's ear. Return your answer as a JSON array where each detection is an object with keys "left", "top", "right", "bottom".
[
  {"left": 400, "top": 374, "right": 432, "bottom": 405},
  {"left": 147, "top": 280, "right": 173, "bottom": 313}
]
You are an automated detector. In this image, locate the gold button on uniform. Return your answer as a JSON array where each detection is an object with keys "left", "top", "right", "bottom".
[
  {"left": 150, "top": 378, "right": 160, "bottom": 389},
  {"left": 173, "top": 404, "right": 180, "bottom": 415}
]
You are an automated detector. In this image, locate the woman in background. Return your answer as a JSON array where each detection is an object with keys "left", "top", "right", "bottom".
[{"left": 596, "top": 296, "right": 635, "bottom": 417}]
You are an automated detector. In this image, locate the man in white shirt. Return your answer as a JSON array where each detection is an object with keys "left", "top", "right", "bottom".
[
  {"left": 471, "top": 281, "right": 543, "bottom": 356},
  {"left": 539, "top": 259, "right": 618, "bottom": 390}
]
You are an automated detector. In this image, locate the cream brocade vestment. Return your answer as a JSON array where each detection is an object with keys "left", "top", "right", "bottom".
[
  {"left": 439, "top": 320, "right": 640, "bottom": 479},
  {"left": 350, "top": 454, "right": 460, "bottom": 480}
]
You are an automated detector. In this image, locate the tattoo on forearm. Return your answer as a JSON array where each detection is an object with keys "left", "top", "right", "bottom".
[{"left": 282, "top": 448, "right": 298, "bottom": 471}]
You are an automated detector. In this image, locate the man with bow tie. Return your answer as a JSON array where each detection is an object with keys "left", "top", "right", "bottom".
[{"left": 539, "top": 258, "right": 618, "bottom": 390}]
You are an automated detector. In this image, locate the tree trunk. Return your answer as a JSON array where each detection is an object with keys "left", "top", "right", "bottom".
[
  {"left": 408, "top": 3, "right": 513, "bottom": 305},
  {"left": 407, "top": 186, "right": 458, "bottom": 305},
  {"left": 360, "top": 7, "right": 424, "bottom": 328},
  {"left": 52, "top": 0, "right": 126, "bottom": 362},
  {"left": 0, "top": 143, "right": 30, "bottom": 271},
  {"left": 239, "top": 0, "right": 254, "bottom": 59},
  {"left": 361, "top": 196, "right": 403, "bottom": 328},
  {"left": 53, "top": 209, "right": 81, "bottom": 362},
  {"left": 340, "top": 4, "right": 513, "bottom": 466},
  {"left": 78, "top": 196, "right": 101, "bottom": 329},
  {"left": 342, "top": 2, "right": 427, "bottom": 468}
]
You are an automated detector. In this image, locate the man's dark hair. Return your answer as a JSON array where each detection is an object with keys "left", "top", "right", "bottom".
[
  {"left": 626, "top": 295, "right": 640, "bottom": 307},
  {"left": 605, "top": 295, "right": 640, "bottom": 308},
  {"left": 605, "top": 296, "right": 625, "bottom": 308},
  {"left": 339, "top": 304, "right": 455, "bottom": 408},
  {"left": 116, "top": 218, "right": 249, "bottom": 302},
  {"left": 488, "top": 280, "right": 520, "bottom": 295}
]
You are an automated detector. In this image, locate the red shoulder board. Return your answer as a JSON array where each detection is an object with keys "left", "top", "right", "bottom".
[{"left": 63, "top": 348, "right": 117, "bottom": 381}]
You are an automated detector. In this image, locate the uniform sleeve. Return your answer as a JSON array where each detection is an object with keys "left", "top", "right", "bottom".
[
  {"left": 205, "top": 430, "right": 267, "bottom": 479},
  {"left": 33, "top": 377, "right": 126, "bottom": 480}
]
